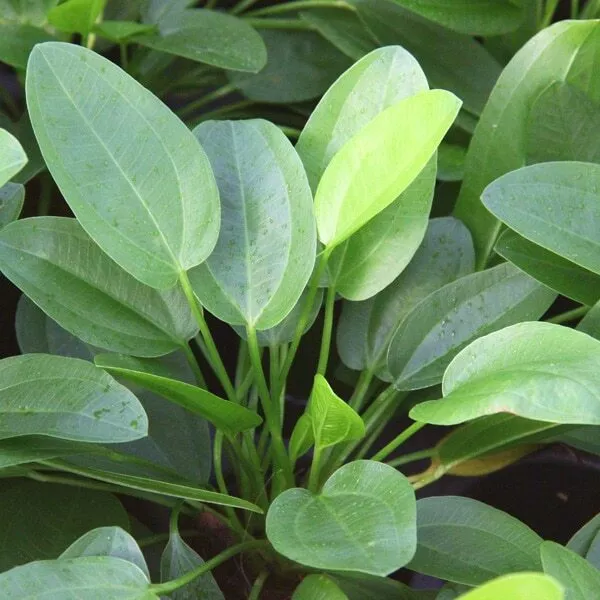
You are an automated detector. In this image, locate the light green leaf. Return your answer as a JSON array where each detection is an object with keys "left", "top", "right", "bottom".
[
  {"left": 26, "top": 42, "right": 220, "bottom": 289},
  {"left": 390, "top": 0, "right": 523, "bottom": 36},
  {"left": 48, "top": 0, "right": 106, "bottom": 34},
  {"left": 337, "top": 217, "right": 474, "bottom": 379},
  {"left": 289, "top": 413, "right": 314, "bottom": 465},
  {"left": 0, "top": 556, "right": 155, "bottom": 599},
  {"left": 0, "top": 217, "right": 198, "bottom": 356},
  {"left": 307, "top": 375, "right": 364, "bottom": 450},
  {"left": 482, "top": 162, "right": 600, "bottom": 277},
  {"left": 228, "top": 29, "right": 352, "bottom": 103},
  {"left": 388, "top": 263, "right": 556, "bottom": 391},
  {"left": 95, "top": 353, "right": 262, "bottom": 433},
  {"left": 495, "top": 230, "right": 600, "bottom": 307},
  {"left": 293, "top": 575, "right": 349, "bottom": 600},
  {"left": 60, "top": 526, "right": 149, "bottom": 579},
  {"left": 410, "top": 322, "right": 600, "bottom": 426},
  {"left": 0, "top": 129, "right": 27, "bottom": 187},
  {"left": 315, "top": 89, "right": 460, "bottom": 249},
  {"left": 0, "top": 0, "right": 59, "bottom": 25},
  {"left": 457, "top": 573, "right": 564, "bottom": 600},
  {"left": 454, "top": 19, "right": 600, "bottom": 265},
  {"left": 190, "top": 119, "right": 316, "bottom": 330},
  {"left": 0, "top": 182, "right": 24, "bottom": 228},
  {"left": 0, "top": 354, "right": 147, "bottom": 443},
  {"left": 0, "top": 480, "right": 129, "bottom": 570},
  {"left": 0, "top": 436, "right": 96, "bottom": 469},
  {"left": 408, "top": 496, "right": 543, "bottom": 585},
  {"left": 0, "top": 23, "right": 55, "bottom": 69},
  {"left": 568, "top": 513, "right": 600, "bottom": 570},
  {"left": 541, "top": 541, "right": 600, "bottom": 600},
  {"left": 136, "top": 9, "right": 266, "bottom": 73},
  {"left": 93, "top": 20, "right": 156, "bottom": 42},
  {"left": 266, "top": 460, "right": 416, "bottom": 576},
  {"left": 350, "top": 0, "right": 501, "bottom": 117}
]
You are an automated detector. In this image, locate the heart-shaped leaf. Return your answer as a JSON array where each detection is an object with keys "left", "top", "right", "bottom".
[
  {"left": 411, "top": 322, "right": 600, "bottom": 426},
  {"left": 26, "top": 42, "right": 220, "bottom": 289},
  {"left": 190, "top": 119, "right": 316, "bottom": 330},
  {"left": 95, "top": 353, "right": 262, "bottom": 433},
  {"left": 0, "top": 129, "right": 27, "bottom": 187},
  {"left": 408, "top": 496, "right": 542, "bottom": 585},
  {"left": 0, "top": 354, "right": 147, "bottom": 443},
  {"left": 0, "top": 182, "right": 24, "bottom": 228},
  {"left": 457, "top": 573, "right": 564, "bottom": 600},
  {"left": 266, "top": 460, "right": 416, "bottom": 576},
  {"left": 315, "top": 89, "right": 460, "bottom": 249},
  {"left": 293, "top": 575, "right": 349, "bottom": 600}
]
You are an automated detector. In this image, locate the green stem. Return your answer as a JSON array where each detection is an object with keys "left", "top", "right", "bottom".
[
  {"left": 119, "top": 43, "right": 128, "bottom": 71},
  {"left": 307, "top": 445, "right": 323, "bottom": 492},
  {"left": 371, "top": 422, "right": 426, "bottom": 463},
  {"left": 571, "top": 0, "right": 580, "bottom": 18},
  {"left": 546, "top": 305, "right": 589, "bottom": 325},
  {"left": 248, "top": 570, "right": 269, "bottom": 600},
  {"left": 189, "top": 100, "right": 255, "bottom": 127},
  {"left": 149, "top": 541, "right": 269, "bottom": 595},
  {"left": 137, "top": 530, "right": 201, "bottom": 548},
  {"left": 387, "top": 448, "right": 436, "bottom": 468},
  {"left": 278, "top": 125, "right": 302, "bottom": 139},
  {"left": 178, "top": 83, "right": 237, "bottom": 119},
  {"left": 206, "top": 0, "right": 218, "bottom": 7},
  {"left": 231, "top": 0, "right": 261, "bottom": 14},
  {"left": 37, "top": 173, "right": 54, "bottom": 216},
  {"left": 348, "top": 368, "right": 375, "bottom": 412},
  {"left": 179, "top": 272, "right": 237, "bottom": 402},
  {"left": 354, "top": 419, "right": 387, "bottom": 461},
  {"left": 540, "top": 0, "right": 560, "bottom": 28},
  {"left": 317, "top": 284, "right": 336, "bottom": 376},
  {"left": 245, "top": 0, "right": 350, "bottom": 17},
  {"left": 181, "top": 343, "right": 207, "bottom": 388},
  {"left": 245, "top": 17, "right": 315, "bottom": 30}
]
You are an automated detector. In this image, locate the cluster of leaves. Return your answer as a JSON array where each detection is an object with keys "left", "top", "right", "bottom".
[{"left": 2, "top": 0, "right": 600, "bottom": 599}]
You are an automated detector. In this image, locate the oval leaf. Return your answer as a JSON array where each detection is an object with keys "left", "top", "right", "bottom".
[
  {"left": 190, "top": 119, "right": 316, "bottom": 330},
  {"left": 0, "top": 129, "right": 27, "bottom": 187},
  {"left": 411, "top": 322, "right": 600, "bottom": 426},
  {"left": 457, "top": 573, "right": 564, "bottom": 600},
  {"left": 266, "top": 460, "right": 416, "bottom": 576},
  {"left": 26, "top": 42, "right": 219, "bottom": 289},
  {"left": 0, "top": 182, "right": 24, "bottom": 228}
]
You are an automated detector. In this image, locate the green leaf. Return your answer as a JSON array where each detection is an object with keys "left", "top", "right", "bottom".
[
  {"left": 0, "top": 556, "right": 155, "bottom": 599},
  {"left": 26, "top": 42, "right": 220, "bottom": 289},
  {"left": 437, "top": 143, "right": 467, "bottom": 182},
  {"left": 456, "top": 573, "right": 564, "bottom": 600},
  {"left": 482, "top": 162, "right": 600, "bottom": 277},
  {"left": 0, "top": 129, "right": 27, "bottom": 187},
  {"left": 407, "top": 496, "right": 543, "bottom": 585},
  {"left": 315, "top": 89, "right": 460, "bottom": 249},
  {"left": 541, "top": 541, "right": 600, "bottom": 600},
  {"left": 160, "top": 530, "right": 224, "bottom": 600},
  {"left": 0, "top": 23, "right": 55, "bottom": 69},
  {"left": 526, "top": 82, "right": 600, "bottom": 165},
  {"left": 0, "top": 436, "right": 96, "bottom": 469},
  {"left": 299, "top": 8, "right": 377, "bottom": 60},
  {"left": 333, "top": 573, "right": 434, "bottom": 600},
  {"left": 190, "top": 119, "right": 316, "bottom": 330},
  {"left": 95, "top": 353, "right": 262, "bottom": 433},
  {"left": 388, "top": 263, "right": 556, "bottom": 391},
  {"left": 228, "top": 29, "right": 352, "bottom": 103},
  {"left": 0, "top": 354, "right": 147, "bottom": 443},
  {"left": 578, "top": 302, "right": 600, "bottom": 338},
  {"left": 48, "top": 0, "right": 106, "bottom": 34},
  {"left": 136, "top": 9, "right": 266, "bottom": 73},
  {"left": 289, "top": 413, "right": 314, "bottom": 466},
  {"left": 556, "top": 426, "right": 600, "bottom": 460},
  {"left": 0, "top": 182, "right": 24, "bottom": 228},
  {"left": 0, "top": 480, "right": 129, "bottom": 570},
  {"left": 141, "top": 0, "right": 194, "bottom": 24},
  {"left": 307, "top": 375, "right": 364, "bottom": 450},
  {"left": 390, "top": 0, "right": 523, "bottom": 36},
  {"left": 568, "top": 513, "right": 600, "bottom": 570},
  {"left": 0, "top": 217, "right": 198, "bottom": 357},
  {"left": 0, "top": 0, "right": 59, "bottom": 25},
  {"left": 60, "top": 526, "right": 149, "bottom": 579},
  {"left": 453, "top": 19, "right": 600, "bottom": 265},
  {"left": 266, "top": 460, "right": 416, "bottom": 576},
  {"left": 337, "top": 217, "right": 474, "bottom": 379},
  {"left": 293, "top": 575, "right": 349, "bottom": 600},
  {"left": 410, "top": 322, "right": 600, "bottom": 426},
  {"left": 495, "top": 230, "right": 600, "bottom": 307},
  {"left": 350, "top": 0, "right": 501, "bottom": 117},
  {"left": 93, "top": 20, "right": 156, "bottom": 42}
]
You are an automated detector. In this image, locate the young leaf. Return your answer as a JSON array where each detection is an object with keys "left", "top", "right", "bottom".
[
  {"left": 0, "top": 129, "right": 27, "bottom": 187},
  {"left": 190, "top": 119, "right": 316, "bottom": 330},
  {"left": 0, "top": 23, "right": 55, "bottom": 69},
  {"left": 388, "top": 263, "right": 556, "bottom": 391},
  {"left": 136, "top": 9, "right": 266, "bottom": 73},
  {"left": 0, "top": 480, "right": 129, "bottom": 570},
  {"left": 457, "top": 573, "right": 564, "bottom": 600},
  {"left": 541, "top": 541, "right": 600, "bottom": 600},
  {"left": 0, "top": 557, "right": 155, "bottom": 599},
  {"left": 337, "top": 217, "right": 474, "bottom": 379},
  {"left": 315, "top": 89, "right": 461, "bottom": 249},
  {"left": 407, "top": 496, "right": 542, "bottom": 585},
  {"left": 495, "top": 230, "right": 600, "bottom": 307},
  {"left": 26, "top": 42, "right": 220, "bottom": 289},
  {"left": 482, "top": 162, "right": 600, "bottom": 277},
  {"left": 0, "top": 183, "right": 24, "bottom": 228},
  {"left": 0, "top": 354, "right": 147, "bottom": 443},
  {"left": 0, "top": 218, "right": 198, "bottom": 357},
  {"left": 0, "top": 436, "right": 96, "bottom": 469},
  {"left": 293, "top": 575, "right": 349, "bottom": 600},
  {"left": 60, "top": 526, "right": 149, "bottom": 579},
  {"left": 454, "top": 19, "right": 600, "bottom": 265},
  {"left": 48, "top": 0, "right": 105, "bottom": 34},
  {"left": 95, "top": 354, "right": 262, "bottom": 433},
  {"left": 266, "top": 460, "right": 416, "bottom": 576},
  {"left": 307, "top": 375, "right": 365, "bottom": 450},
  {"left": 410, "top": 322, "right": 600, "bottom": 426}
]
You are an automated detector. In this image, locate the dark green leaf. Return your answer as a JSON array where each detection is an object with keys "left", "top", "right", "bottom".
[
  {"left": 568, "top": 513, "right": 600, "bottom": 570},
  {"left": 0, "top": 436, "right": 96, "bottom": 469},
  {"left": 437, "top": 143, "right": 467, "bottom": 182},
  {"left": 0, "top": 23, "right": 55, "bottom": 69},
  {"left": 0, "top": 182, "right": 24, "bottom": 228},
  {"left": 94, "top": 20, "right": 156, "bottom": 42},
  {"left": 334, "top": 572, "right": 436, "bottom": 600}
]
